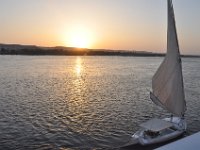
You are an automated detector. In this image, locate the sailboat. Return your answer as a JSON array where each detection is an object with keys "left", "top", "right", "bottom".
[{"left": 131, "top": 0, "right": 187, "bottom": 145}]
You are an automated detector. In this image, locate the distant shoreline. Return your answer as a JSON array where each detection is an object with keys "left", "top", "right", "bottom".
[{"left": 0, "top": 43, "right": 199, "bottom": 58}]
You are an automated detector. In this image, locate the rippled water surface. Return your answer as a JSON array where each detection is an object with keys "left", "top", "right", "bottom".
[{"left": 0, "top": 56, "right": 200, "bottom": 149}]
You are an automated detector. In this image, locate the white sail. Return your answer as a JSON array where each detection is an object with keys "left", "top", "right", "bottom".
[{"left": 150, "top": 0, "right": 186, "bottom": 116}]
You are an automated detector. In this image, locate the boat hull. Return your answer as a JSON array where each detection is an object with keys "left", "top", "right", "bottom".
[
  {"left": 132, "top": 117, "right": 186, "bottom": 145},
  {"left": 138, "top": 129, "right": 183, "bottom": 145}
]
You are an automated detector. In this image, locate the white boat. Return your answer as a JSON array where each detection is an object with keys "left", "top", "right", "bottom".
[{"left": 131, "top": 0, "right": 187, "bottom": 145}]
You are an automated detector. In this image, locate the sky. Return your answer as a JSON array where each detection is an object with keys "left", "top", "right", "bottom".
[{"left": 0, "top": 0, "right": 200, "bottom": 54}]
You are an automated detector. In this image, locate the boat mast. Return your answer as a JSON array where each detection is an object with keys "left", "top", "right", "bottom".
[{"left": 168, "top": 0, "right": 186, "bottom": 117}]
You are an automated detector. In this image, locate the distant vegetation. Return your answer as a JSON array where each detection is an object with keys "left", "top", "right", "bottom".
[{"left": 0, "top": 43, "right": 198, "bottom": 57}]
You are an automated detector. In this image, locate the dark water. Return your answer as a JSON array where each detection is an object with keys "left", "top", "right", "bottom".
[{"left": 0, "top": 56, "right": 200, "bottom": 150}]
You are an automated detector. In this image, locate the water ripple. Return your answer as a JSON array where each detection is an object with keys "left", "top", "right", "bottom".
[{"left": 0, "top": 56, "right": 199, "bottom": 149}]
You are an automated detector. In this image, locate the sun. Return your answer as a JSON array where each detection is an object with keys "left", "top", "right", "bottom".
[
  {"left": 71, "top": 32, "right": 89, "bottom": 48},
  {"left": 64, "top": 26, "right": 93, "bottom": 48}
]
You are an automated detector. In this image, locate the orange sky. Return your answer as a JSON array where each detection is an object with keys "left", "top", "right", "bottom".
[{"left": 0, "top": 0, "right": 200, "bottom": 54}]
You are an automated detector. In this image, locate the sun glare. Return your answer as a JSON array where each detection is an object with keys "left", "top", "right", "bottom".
[
  {"left": 64, "top": 26, "right": 93, "bottom": 48},
  {"left": 75, "top": 57, "right": 82, "bottom": 76}
]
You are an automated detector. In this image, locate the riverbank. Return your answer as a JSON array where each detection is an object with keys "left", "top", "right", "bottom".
[{"left": 0, "top": 43, "right": 199, "bottom": 57}]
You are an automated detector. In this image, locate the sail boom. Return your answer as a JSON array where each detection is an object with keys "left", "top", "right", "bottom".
[{"left": 150, "top": 92, "right": 166, "bottom": 110}]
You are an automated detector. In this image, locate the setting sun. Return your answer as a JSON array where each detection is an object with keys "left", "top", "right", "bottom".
[{"left": 64, "top": 26, "right": 93, "bottom": 48}]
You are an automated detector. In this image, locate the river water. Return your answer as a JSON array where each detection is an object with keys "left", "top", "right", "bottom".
[{"left": 0, "top": 56, "right": 200, "bottom": 149}]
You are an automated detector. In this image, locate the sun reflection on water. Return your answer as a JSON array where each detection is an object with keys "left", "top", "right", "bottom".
[
  {"left": 75, "top": 57, "right": 82, "bottom": 76},
  {"left": 70, "top": 56, "right": 87, "bottom": 111}
]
